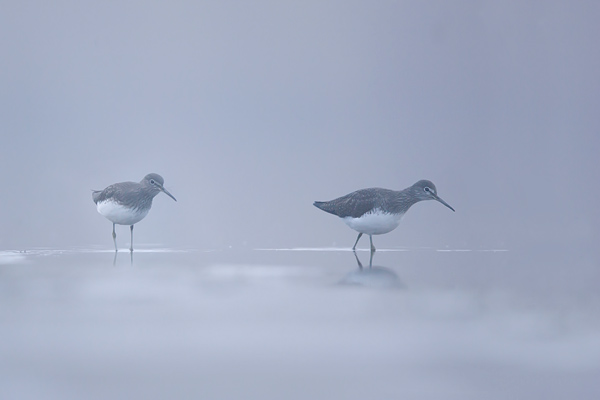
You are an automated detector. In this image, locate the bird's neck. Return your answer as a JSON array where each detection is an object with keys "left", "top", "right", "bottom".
[
  {"left": 388, "top": 189, "right": 421, "bottom": 214},
  {"left": 131, "top": 187, "right": 158, "bottom": 210}
]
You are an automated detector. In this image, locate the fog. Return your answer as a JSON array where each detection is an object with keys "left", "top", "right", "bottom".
[
  {"left": 0, "top": 1, "right": 597, "bottom": 250},
  {"left": 0, "top": 1, "right": 599, "bottom": 399}
]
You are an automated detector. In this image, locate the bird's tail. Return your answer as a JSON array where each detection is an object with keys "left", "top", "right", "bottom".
[
  {"left": 313, "top": 201, "right": 337, "bottom": 215},
  {"left": 91, "top": 189, "right": 102, "bottom": 204}
]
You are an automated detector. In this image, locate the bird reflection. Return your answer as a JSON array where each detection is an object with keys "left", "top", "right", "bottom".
[
  {"left": 354, "top": 248, "right": 374, "bottom": 268},
  {"left": 112, "top": 248, "right": 134, "bottom": 266},
  {"left": 339, "top": 250, "right": 404, "bottom": 289}
]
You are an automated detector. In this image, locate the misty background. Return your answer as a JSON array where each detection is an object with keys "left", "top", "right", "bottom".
[
  {"left": 2, "top": 2, "right": 600, "bottom": 399},
  {"left": 0, "top": 1, "right": 597, "bottom": 252}
]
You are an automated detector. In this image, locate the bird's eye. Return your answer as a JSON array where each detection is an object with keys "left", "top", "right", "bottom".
[
  {"left": 150, "top": 179, "right": 155, "bottom": 185},
  {"left": 424, "top": 187, "right": 431, "bottom": 192}
]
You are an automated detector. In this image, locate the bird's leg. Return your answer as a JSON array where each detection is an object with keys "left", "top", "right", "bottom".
[
  {"left": 130, "top": 225, "right": 134, "bottom": 252},
  {"left": 369, "top": 235, "right": 376, "bottom": 253},
  {"left": 112, "top": 223, "right": 118, "bottom": 252},
  {"left": 369, "top": 247, "right": 374, "bottom": 268},
  {"left": 353, "top": 249, "right": 363, "bottom": 269},
  {"left": 352, "top": 233, "right": 363, "bottom": 251}
]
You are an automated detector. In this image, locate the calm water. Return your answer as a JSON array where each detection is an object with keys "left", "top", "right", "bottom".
[{"left": 1, "top": 246, "right": 598, "bottom": 400}]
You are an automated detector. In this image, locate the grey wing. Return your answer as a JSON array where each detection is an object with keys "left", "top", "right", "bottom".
[
  {"left": 93, "top": 182, "right": 141, "bottom": 205},
  {"left": 92, "top": 185, "right": 117, "bottom": 204},
  {"left": 314, "top": 189, "right": 379, "bottom": 218}
]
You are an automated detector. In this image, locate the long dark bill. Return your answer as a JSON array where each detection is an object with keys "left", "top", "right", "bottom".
[{"left": 433, "top": 194, "right": 454, "bottom": 212}]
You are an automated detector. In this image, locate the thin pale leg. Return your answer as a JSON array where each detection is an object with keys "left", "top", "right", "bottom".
[
  {"left": 352, "top": 232, "right": 363, "bottom": 250},
  {"left": 369, "top": 247, "right": 374, "bottom": 267},
  {"left": 130, "top": 225, "right": 134, "bottom": 252},
  {"left": 369, "top": 235, "right": 376, "bottom": 252},
  {"left": 112, "top": 223, "right": 118, "bottom": 252}
]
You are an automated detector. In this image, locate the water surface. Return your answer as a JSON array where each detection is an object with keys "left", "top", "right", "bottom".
[{"left": 1, "top": 246, "right": 598, "bottom": 400}]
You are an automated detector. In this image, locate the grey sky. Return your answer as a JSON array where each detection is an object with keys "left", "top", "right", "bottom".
[
  {"left": 1, "top": 4, "right": 599, "bottom": 398},
  {"left": 0, "top": 1, "right": 598, "bottom": 251}
]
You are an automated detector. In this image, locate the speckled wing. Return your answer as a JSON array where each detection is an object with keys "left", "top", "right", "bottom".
[
  {"left": 92, "top": 182, "right": 137, "bottom": 205},
  {"left": 93, "top": 186, "right": 114, "bottom": 204},
  {"left": 314, "top": 189, "right": 382, "bottom": 218}
]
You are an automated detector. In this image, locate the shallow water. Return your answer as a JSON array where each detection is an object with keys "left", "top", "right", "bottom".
[{"left": 1, "top": 246, "right": 598, "bottom": 400}]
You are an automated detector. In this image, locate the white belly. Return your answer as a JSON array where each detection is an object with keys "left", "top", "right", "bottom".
[
  {"left": 343, "top": 210, "right": 404, "bottom": 235},
  {"left": 96, "top": 200, "right": 149, "bottom": 225}
]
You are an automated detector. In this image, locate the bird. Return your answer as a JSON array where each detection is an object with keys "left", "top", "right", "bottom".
[
  {"left": 314, "top": 180, "right": 454, "bottom": 251},
  {"left": 92, "top": 173, "right": 177, "bottom": 252}
]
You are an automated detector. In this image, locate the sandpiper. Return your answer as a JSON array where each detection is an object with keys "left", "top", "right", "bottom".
[
  {"left": 93, "top": 173, "right": 176, "bottom": 252},
  {"left": 314, "top": 180, "right": 454, "bottom": 251}
]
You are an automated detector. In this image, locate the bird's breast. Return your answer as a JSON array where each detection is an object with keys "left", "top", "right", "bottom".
[
  {"left": 96, "top": 200, "right": 150, "bottom": 225},
  {"left": 342, "top": 210, "right": 404, "bottom": 235}
]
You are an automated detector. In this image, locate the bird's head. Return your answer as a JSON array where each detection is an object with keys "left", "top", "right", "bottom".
[
  {"left": 142, "top": 173, "right": 177, "bottom": 201},
  {"left": 411, "top": 180, "right": 454, "bottom": 211}
]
